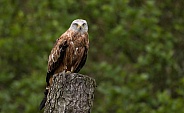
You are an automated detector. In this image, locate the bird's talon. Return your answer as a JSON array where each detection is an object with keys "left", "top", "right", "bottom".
[{"left": 66, "top": 71, "right": 71, "bottom": 74}]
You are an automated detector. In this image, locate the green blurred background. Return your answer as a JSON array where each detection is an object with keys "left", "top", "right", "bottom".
[{"left": 0, "top": 0, "right": 184, "bottom": 113}]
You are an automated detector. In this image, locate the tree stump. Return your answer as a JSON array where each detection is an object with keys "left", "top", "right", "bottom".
[{"left": 44, "top": 72, "right": 96, "bottom": 113}]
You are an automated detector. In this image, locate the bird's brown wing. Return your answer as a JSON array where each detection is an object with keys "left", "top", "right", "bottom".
[
  {"left": 74, "top": 33, "right": 89, "bottom": 73},
  {"left": 46, "top": 35, "right": 68, "bottom": 86},
  {"left": 74, "top": 46, "right": 88, "bottom": 73}
]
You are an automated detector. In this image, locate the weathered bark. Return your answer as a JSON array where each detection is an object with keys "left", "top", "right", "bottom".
[{"left": 44, "top": 72, "right": 96, "bottom": 113}]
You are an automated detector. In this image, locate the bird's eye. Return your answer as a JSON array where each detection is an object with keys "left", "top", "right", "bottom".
[
  {"left": 82, "top": 23, "right": 86, "bottom": 26},
  {"left": 73, "top": 23, "right": 78, "bottom": 27}
]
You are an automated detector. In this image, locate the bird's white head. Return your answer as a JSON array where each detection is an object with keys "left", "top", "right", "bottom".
[{"left": 69, "top": 19, "right": 88, "bottom": 33}]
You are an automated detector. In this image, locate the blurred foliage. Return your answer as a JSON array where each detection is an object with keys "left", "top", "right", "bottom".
[{"left": 0, "top": 0, "right": 184, "bottom": 113}]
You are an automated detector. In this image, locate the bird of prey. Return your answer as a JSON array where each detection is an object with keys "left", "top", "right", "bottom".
[{"left": 39, "top": 19, "right": 89, "bottom": 110}]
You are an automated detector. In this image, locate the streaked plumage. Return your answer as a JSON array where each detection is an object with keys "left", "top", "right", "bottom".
[{"left": 40, "top": 19, "right": 89, "bottom": 110}]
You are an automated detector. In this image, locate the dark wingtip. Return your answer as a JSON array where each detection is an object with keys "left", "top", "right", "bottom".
[
  {"left": 39, "top": 97, "right": 46, "bottom": 110},
  {"left": 39, "top": 89, "right": 48, "bottom": 110}
]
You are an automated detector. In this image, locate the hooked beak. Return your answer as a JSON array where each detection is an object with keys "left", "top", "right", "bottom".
[{"left": 77, "top": 24, "right": 83, "bottom": 30}]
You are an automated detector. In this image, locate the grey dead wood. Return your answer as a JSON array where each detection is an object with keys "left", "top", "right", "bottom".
[{"left": 44, "top": 72, "right": 96, "bottom": 113}]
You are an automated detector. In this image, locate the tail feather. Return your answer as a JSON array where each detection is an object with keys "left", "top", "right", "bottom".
[{"left": 39, "top": 89, "right": 48, "bottom": 110}]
